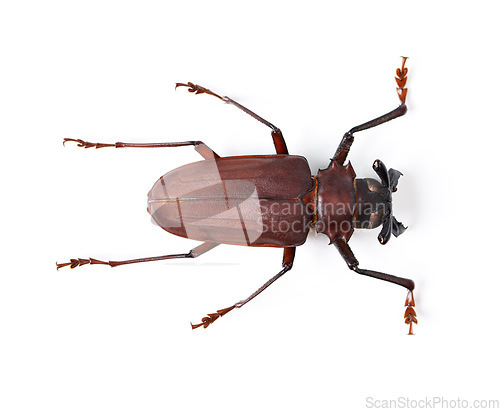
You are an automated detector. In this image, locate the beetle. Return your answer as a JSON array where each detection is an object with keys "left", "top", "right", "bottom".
[{"left": 58, "top": 57, "right": 417, "bottom": 334}]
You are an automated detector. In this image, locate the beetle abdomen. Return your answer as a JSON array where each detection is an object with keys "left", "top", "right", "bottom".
[{"left": 147, "top": 155, "right": 314, "bottom": 247}]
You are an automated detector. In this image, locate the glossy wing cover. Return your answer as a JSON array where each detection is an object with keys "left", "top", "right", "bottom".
[{"left": 147, "top": 155, "right": 314, "bottom": 247}]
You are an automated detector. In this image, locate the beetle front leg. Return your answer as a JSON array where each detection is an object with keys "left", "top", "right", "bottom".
[
  {"left": 191, "top": 247, "right": 296, "bottom": 329},
  {"left": 63, "top": 139, "right": 219, "bottom": 160},
  {"left": 176, "top": 82, "right": 289, "bottom": 155},
  {"left": 56, "top": 242, "right": 218, "bottom": 270},
  {"left": 333, "top": 57, "right": 409, "bottom": 165},
  {"left": 333, "top": 238, "right": 417, "bottom": 334}
]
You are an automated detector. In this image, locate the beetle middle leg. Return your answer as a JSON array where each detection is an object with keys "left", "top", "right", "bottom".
[
  {"left": 63, "top": 138, "right": 219, "bottom": 160},
  {"left": 176, "top": 82, "right": 289, "bottom": 155},
  {"left": 333, "top": 57, "right": 409, "bottom": 165},
  {"left": 191, "top": 247, "right": 296, "bottom": 329},
  {"left": 333, "top": 238, "right": 417, "bottom": 334},
  {"left": 56, "top": 242, "right": 218, "bottom": 270}
]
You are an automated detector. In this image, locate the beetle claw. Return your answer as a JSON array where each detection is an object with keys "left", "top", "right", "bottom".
[{"left": 63, "top": 138, "right": 86, "bottom": 147}]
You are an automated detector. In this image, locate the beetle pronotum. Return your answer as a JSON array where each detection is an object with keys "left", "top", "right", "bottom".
[{"left": 58, "top": 57, "right": 417, "bottom": 334}]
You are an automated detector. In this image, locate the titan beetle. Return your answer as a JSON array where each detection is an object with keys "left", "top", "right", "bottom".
[{"left": 58, "top": 57, "right": 417, "bottom": 334}]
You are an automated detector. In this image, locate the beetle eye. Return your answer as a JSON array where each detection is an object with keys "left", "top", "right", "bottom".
[{"left": 366, "top": 178, "right": 383, "bottom": 193}]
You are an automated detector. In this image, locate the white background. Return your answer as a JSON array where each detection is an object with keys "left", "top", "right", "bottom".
[{"left": 1, "top": 1, "right": 499, "bottom": 411}]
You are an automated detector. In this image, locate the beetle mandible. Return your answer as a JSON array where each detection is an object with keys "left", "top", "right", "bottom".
[{"left": 58, "top": 57, "right": 417, "bottom": 334}]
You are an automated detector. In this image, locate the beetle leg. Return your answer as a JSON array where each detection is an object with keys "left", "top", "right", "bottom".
[
  {"left": 191, "top": 247, "right": 296, "bottom": 329},
  {"left": 333, "top": 57, "right": 409, "bottom": 165},
  {"left": 333, "top": 238, "right": 417, "bottom": 335},
  {"left": 63, "top": 138, "right": 219, "bottom": 159},
  {"left": 56, "top": 242, "right": 218, "bottom": 270},
  {"left": 176, "top": 82, "right": 289, "bottom": 154}
]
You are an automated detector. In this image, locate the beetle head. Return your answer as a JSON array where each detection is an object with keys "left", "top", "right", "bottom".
[{"left": 353, "top": 159, "right": 407, "bottom": 244}]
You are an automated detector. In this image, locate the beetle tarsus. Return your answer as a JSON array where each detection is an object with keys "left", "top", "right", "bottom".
[
  {"left": 396, "top": 57, "right": 408, "bottom": 104},
  {"left": 56, "top": 257, "right": 108, "bottom": 270},
  {"left": 56, "top": 245, "right": 218, "bottom": 271},
  {"left": 191, "top": 304, "right": 237, "bottom": 330},
  {"left": 175, "top": 82, "right": 224, "bottom": 101},
  {"left": 404, "top": 289, "right": 417, "bottom": 335},
  {"left": 63, "top": 138, "right": 116, "bottom": 149}
]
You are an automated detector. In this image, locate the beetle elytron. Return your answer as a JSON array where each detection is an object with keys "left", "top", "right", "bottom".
[{"left": 58, "top": 57, "right": 417, "bottom": 334}]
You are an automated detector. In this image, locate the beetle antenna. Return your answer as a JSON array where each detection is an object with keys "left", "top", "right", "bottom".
[
  {"left": 396, "top": 57, "right": 408, "bottom": 104},
  {"left": 404, "top": 289, "right": 417, "bottom": 335}
]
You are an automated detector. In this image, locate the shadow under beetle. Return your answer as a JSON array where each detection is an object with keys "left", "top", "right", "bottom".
[{"left": 58, "top": 57, "right": 417, "bottom": 334}]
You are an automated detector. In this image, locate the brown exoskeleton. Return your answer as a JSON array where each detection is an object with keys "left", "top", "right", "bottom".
[{"left": 58, "top": 57, "right": 417, "bottom": 334}]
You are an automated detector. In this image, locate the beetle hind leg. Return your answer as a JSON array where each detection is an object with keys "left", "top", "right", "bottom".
[
  {"left": 56, "top": 242, "right": 218, "bottom": 270},
  {"left": 191, "top": 247, "right": 296, "bottom": 329}
]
